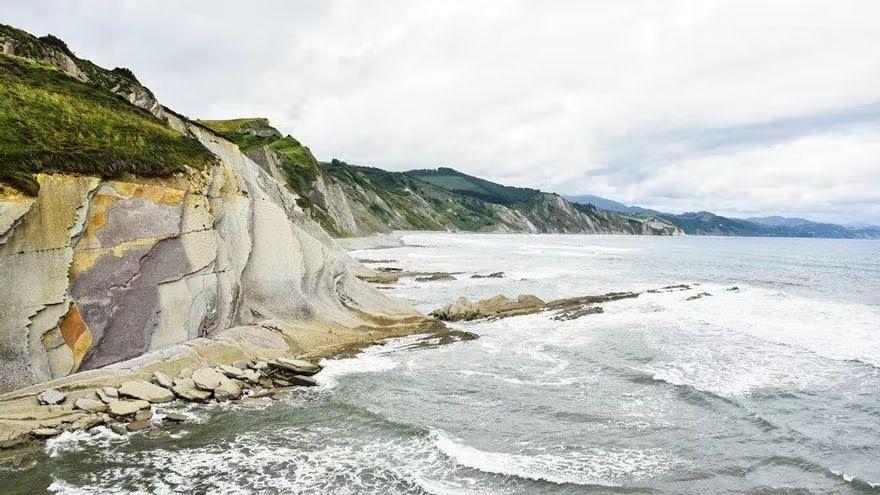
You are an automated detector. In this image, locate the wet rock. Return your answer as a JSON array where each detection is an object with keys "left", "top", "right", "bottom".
[
  {"left": 214, "top": 376, "right": 242, "bottom": 402},
  {"left": 686, "top": 292, "right": 713, "bottom": 301},
  {"left": 270, "top": 358, "right": 322, "bottom": 376},
  {"left": 70, "top": 414, "right": 105, "bottom": 431},
  {"left": 217, "top": 364, "right": 245, "bottom": 379},
  {"left": 240, "top": 369, "right": 261, "bottom": 384},
  {"left": 108, "top": 400, "right": 150, "bottom": 418},
  {"left": 249, "top": 390, "right": 274, "bottom": 399},
  {"left": 415, "top": 273, "right": 455, "bottom": 282},
  {"left": 152, "top": 371, "right": 174, "bottom": 389},
  {"left": 431, "top": 294, "right": 545, "bottom": 321},
  {"left": 119, "top": 381, "right": 174, "bottom": 404},
  {"left": 552, "top": 305, "right": 604, "bottom": 321},
  {"left": 133, "top": 409, "right": 153, "bottom": 422},
  {"left": 727, "top": 286, "right": 740, "bottom": 292},
  {"left": 273, "top": 378, "right": 292, "bottom": 387},
  {"left": 258, "top": 378, "right": 275, "bottom": 389},
  {"left": 74, "top": 397, "right": 109, "bottom": 413},
  {"left": 192, "top": 368, "right": 224, "bottom": 391},
  {"left": 288, "top": 375, "right": 319, "bottom": 387},
  {"left": 233, "top": 360, "right": 251, "bottom": 370},
  {"left": 126, "top": 419, "right": 151, "bottom": 432},
  {"left": 163, "top": 412, "right": 187, "bottom": 423},
  {"left": 31, "top": 428, "right": 61, "bottom": 438},
  {"left": 108, "top": 423, "right": 128, "bottom": 435},
  {"left": 646, "top": 284, "right": 692, "bottom": 293},
  {"left": 471, "top": 272, "right": 504, "bottom": 279},
  {"left": 36, "top": 389, "right": 66, "bottom": 406},
  {"left": 171, "top": 378, "right": 212, "bottom": 402}
]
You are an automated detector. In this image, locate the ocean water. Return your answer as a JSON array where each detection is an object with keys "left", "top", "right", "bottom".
[{"left": 3, "top": 233, "right": 880, "bottom": 494}]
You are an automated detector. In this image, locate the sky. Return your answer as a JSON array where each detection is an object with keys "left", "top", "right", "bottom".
[{"left": 4, "top": 0, "right": 880, "bottom": 224}]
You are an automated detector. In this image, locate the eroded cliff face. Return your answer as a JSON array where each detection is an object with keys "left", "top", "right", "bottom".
[{"left": 0, "top": 115, "right": 423, "bottom": 393}]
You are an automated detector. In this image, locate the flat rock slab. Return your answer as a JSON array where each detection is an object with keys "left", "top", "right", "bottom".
[
  {"left": 217, "top": 365, "right": 244, "bottom": 379},
  {"left": 36, "top": 389, "right": 67, "bottom": 405},
  {"left": 74, "top": 397, "right": 109, "bottom": 413},
  {"left": 152, "top": 371, "right": 174, "bottom": 389},
  {"left": 192, "top": 368, "right": 224, "bottom": 391},
  {"left": 214, "top": 376, "right": 242, "bottom": 401},
  {"left": 108, "top": 400, "right": 150, "bottom": 417},
  {"left": 270, "top": 358, "right": 321, "bottom": 376},
  {"left": 31, "top": 428, "right": 61, "bottom": 438},
  {"left": 119, "top": 381, "right": 174, "bottom": 403},
  {"left": 288, "top": 375, "right": 319, "bottom": 387},
  {"left": 126, "top": 419, "right": 151, "bottom": 432},
  {"left": 171, "top": 378, "right": 212, "bottom": 402},
  {"left": 163, "top": 412, "right": 187, "bottom": 422}
]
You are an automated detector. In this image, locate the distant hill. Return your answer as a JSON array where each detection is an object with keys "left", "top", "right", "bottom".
[{"left": 566, "top": 194, "right": 880, "bottom": 239}]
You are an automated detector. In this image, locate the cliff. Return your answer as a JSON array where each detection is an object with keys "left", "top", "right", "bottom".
[{"left": 0, "top": 26, "right": 430, "bottom": 394}]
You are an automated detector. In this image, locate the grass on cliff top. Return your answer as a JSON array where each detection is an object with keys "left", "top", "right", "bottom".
[
  {"left": 198, "top": 118, "right": 281, "bottom": 151},
  {"left": 0, "top": 54, "right": 215, "bottom": 195}
]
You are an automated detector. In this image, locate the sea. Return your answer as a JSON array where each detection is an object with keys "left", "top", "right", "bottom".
[{"left": 4, "top": 232, "right": 880, "bottom": 494}]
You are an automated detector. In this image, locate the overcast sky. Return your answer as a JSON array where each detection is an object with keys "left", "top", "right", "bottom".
[{"left": 4, "top": 0, "right": 880, "bottom": 224}]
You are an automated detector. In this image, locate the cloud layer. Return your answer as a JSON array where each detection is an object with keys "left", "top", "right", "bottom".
[{"left": 4, "top": 0, "right": 879, "bottom": 223}]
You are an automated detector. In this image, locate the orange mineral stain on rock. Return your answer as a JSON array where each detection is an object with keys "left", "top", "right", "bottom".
[{"left": 59, "top": 304, "right": 93, "bottom": 369}]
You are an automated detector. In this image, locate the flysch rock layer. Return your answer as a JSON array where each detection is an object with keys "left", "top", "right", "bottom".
[{"left": 0, "top": 111, "right": 432, "bottom": 395}]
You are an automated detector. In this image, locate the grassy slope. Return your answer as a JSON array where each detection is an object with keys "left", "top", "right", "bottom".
[
  {"left": 0, "top": 54, "right": 214, "bottom": 194},
  {"left": 407, "top": 167, "right": 541, "bottom": 207}
]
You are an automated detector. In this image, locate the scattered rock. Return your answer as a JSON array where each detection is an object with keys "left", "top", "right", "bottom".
[
  {"left": 240, "top": 369, "right": 261, "bottom": 383},
  {"left": 646, "top": 284, "right": 692, "bottom": 293},
  {"left": 108, "top": 423, "right": 128, "bottom": 435},
  {"left": 273, "top": 378, "right": 292, "bottom": 387},
  {"left": 97, "top": 387, "right": 119, "bottom": 403},
  {"left": 251, "top": 361, "right": 269, "bottom": 370},
  {"left": 108, "top": 400, "right": 150, "bottom": 418},
  {"left": 36, "top": 389, "right": 66, "bottom": 406},
  {"left": 270, "top": 358, "right": 322, "bottom": 376},
  {"left": 217, "top": 364, "right": 245, "bottom": 379},
  {"left": 431, "top": 294, "right": 545, "bottom": 321},
  {"left": 163, "top": 412, "right": 187, "bottom": 423},
  {"left": 686, "top": 292, "right": 713, "bottom": 301},
  {"left": 287, "top": 375, "right": 319, "bottom": 387},
  {"left": 177, "top": 368, "right": 193, "bottom": 379},
  {"left": 192, "top": 368, "right": 224, "bottom": 391},
  {"left": 134, "top": 409, "right": 153, "bottom": 422},
  {"left": 233, "top": 360, "right": 251, "bottom": 370},
  {"left": 258, "top": 378, "right": 274, "bottom": 389},
  {"left": 70, "top": 414, "right": 105, "bottom": 431},
  {"left": 214, "top": 376, "right": 242, "bottom": 401},
  {"left": 119, "top": 381, "right": 174, "bottom": 404},
  {"left": 171, "top": 378, "right": 212, "bottom": 402},
  {"left": 74, "top": 397, "right": 109, "bottom": 413},
  {"left": 552, "top": 306, "right": 604, "bottom": 321},
  {"left": 31, "top": 428, "right": 61, "bottom": 438},
  {"left": 415, "top": 273, "right": 455, "bottom": 282},
  {"left": 126, "top": 419, "right": 151, "bottom": 432},
  {"left": 726, "top": 286, "right": 740, "bottom": 292},
  {"left": 471, "top": 272, "right": 504, "bottom": 279},
  {"left": 249, "top": 390, "right": 274, "bottom": 399},
  {"left": 152, "top": 371, "right": 174, "bottom": 389}
]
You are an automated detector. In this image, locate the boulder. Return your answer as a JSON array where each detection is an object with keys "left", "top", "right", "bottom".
[
  {"left": 192, "top": 368, "right": 224, "bottom": 391},
  {"left": 108, "top": 400, "right": 150, "bottom": 418},
  {"left": 241, "top": 369, "right": 261, "bottom": 384},
  {"left": 288, "top": 375, "right": 319, "bottom": 387},
  {"left": 164, "top": 412, "right": 187, "bottom": 422},
  {"left": 133, "top": 409, "right": 152, "bottom": 422},
  {"left": 217, "top": 364, "right": 245, "bottom": 379},
  {"left": 97, "top": 387, "right": 119, "bottom": 403},
  {"left": 269, "top": 358, "right": 322, "bottom": 376},
  {"left": 119, "top": 381, "right": 174, "bottom": 404},
  {"left": 36, "top": 389, "right": 67, "bottom": 406},
  {"left": 108, "top": 423, "right": 128, "bottom": 435},
  {"left": 126, "top": 419, "right": 151, "bottom": 432},
  {"left": 214, "top": 376, "right": 242, "bottom": 402},
  {"left": 74, "top": 397, "right": 109, "bottom": 413},
  {"left": 251, "top": 361, "right": 269, "bottom": 371},
  {"left": 152, "top": 371, "right": 174, "bottom": 389},
  {"left": 177, "top": 368, "right": 193, "bottom": 379},
  {"left": 31, "top": 428, "right": 61, "bottom": 438},
  {"left": 233, "top": 360, "right": 251, "bottom": 370},
  {"left": 171, "top": 378, "right": 212, "bottom": 402},
  {"left": 70, "top": 414, "right": 105, "bottom": 431}
]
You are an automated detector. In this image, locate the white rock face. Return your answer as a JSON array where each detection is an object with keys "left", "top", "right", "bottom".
[{"left": 0, "top": 114, "right": 422, "bottom": 393}]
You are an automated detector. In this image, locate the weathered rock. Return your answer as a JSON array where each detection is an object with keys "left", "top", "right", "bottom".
[
  {"left": 269, "top": 358, "right": 322, "bottom": 376},
  {"left": 471, "top": 272, "right": 504, "bottom": 279},
  {"left": 192, "top": 368, "right": 224, "bottom": 391},
  {"left": 74, "top": 397, "right": 109, "bottom": 413},
  {"left": 214, "top": 376, "right": 242, "bottom": 402},
  {"left": 431, "top": 294, "right": 545, "bottom": 321},
  {"left": 217, "top": 364, "right": 245, "bottom": 379},
  {"left": 31, "top": 428, "right": 61, "bottom": 438},
  {"left": 258, "top": 378, "right": 274, "bottom": 389},
  {"left": 152, "top": 371, "right": 174, "bottom": 389},
  {"left": 249, "top": 390, "right": 274, "bottom": 399},
  {"left": 273, "top": 379, "right": 292, "bottom": 387},
  {"left": 126, "top": 419, "right": 151, "bottom": 432},
  {"left": 119, "top": 381, "right": 174, "bottom": 403},
  {"left": 163, "top": 412, "right": 187, "bottom": 422},
  {"left": 36, "top": 389, "right": 67, "bottom": 405},
  {"left": 686, "top": 292, "right": 713, "bottom": 301},
  {"left": 98, "top": 387, "right": 119, "bottom": 402},
  {"left": 288, "top": 375, "right": 319, "bottom": 387},
  {"left": 108, "top": 423, "right": 128, "bottom": 435},
  {"left": 233, "top": 360, "right": 251, "bottom": 370},
  {"left": 171, "top": 378, "right": 212, "bottom": 402},
  {"left": 727, "top": 286, "right": 740, "bottom": 292},
  {"left": 108, "top": 400, "right": 150, "bottom": 418},
  {"left": 133, "top": 409, "right": 152, "bottom": 422},
  {"left": 415, "top": 273, "right": 455, "bottom": 282},
  {"left": 240, "top": 369, "right": 261, "bottom": 383},
  {"left": 177, "top": 368, "right": 193, "bottom": 379},
  {"left": 251, "top": 361, "right": 269, "bottom": 371},
  {"left": 70, "top": 414, "right": 105, "bottom": 431}
]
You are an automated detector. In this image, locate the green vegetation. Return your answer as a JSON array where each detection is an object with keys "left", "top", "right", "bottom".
[
  {"left": 407, "top": 167, "right": 541, "bottom": 206},
  {"left": 198, "top": 118, "right": 281, "bottom": 151},
  {"left": 0, "top": 54, "right": 215, "bottom": 194}
]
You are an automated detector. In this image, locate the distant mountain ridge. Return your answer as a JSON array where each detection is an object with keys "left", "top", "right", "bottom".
[
  {"left": 565, "top": 195, "right": 880, "bottom": 239},
  {"left": 198, "top": 119, "right": 681, "bottom": 237}
]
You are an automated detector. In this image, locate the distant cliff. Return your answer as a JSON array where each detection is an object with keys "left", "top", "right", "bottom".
[{"left": 200, "top": 119, "right": 681, "bottom": 237}]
